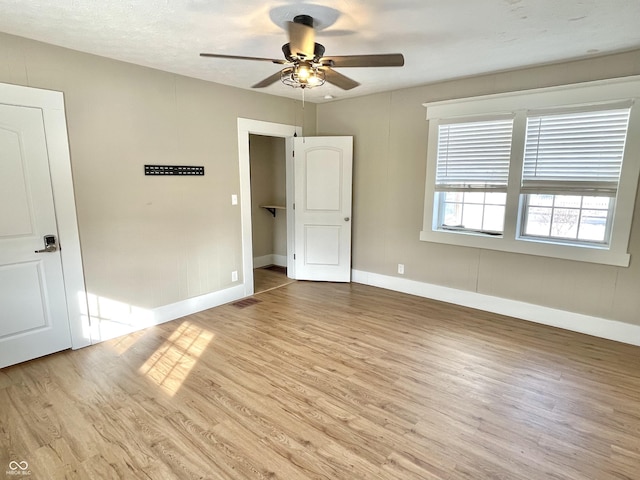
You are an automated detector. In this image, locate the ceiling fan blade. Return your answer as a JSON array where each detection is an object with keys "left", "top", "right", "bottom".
[
  {"left": 287, "top": 21, "right": 315, "bottom": 59},
  {"left": 322, "top": 53, "right": 405, "bottom": 68},
  {"left": 200, "top": 53, "right": 287, "bottom": 64},
  {"left": 251, "top": 71, "right": 283, "bottom": 89},
  {"left": 323, "top": 68, "right": 360, "bottom": 90}
]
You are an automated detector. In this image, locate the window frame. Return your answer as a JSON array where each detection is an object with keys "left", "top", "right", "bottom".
[{"left": 421, "top": 76, "right": 640, "bottom": 267}]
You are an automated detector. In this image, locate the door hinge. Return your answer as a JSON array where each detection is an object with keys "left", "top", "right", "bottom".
[
  {"left": 294, "top": 254, "right": 296, "bottom": 260},
  {"left": 293, "top": 203, "right": 295, "bottom": 210}
]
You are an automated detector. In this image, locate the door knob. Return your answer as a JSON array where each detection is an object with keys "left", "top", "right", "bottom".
[
  {"left": 344, "top": 217, "right": 350, "bottom": 221},
  {"left": 35, "top": 235, "right": 58, "bottom": 253}
]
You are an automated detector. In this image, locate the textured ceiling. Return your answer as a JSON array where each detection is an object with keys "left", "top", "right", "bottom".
[{"left": 1, "top": 0, "right": 639, "bottom": 103}]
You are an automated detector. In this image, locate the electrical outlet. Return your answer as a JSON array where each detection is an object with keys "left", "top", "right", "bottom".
[
  {"left": 397, "top": 263, "right": 405, "bottom": 275},
  {"left": 231, "top": 194, "right": 238, "bottom": 205},
  {"left": 231, "top": 270, "right": 238, "bottom": 282}
]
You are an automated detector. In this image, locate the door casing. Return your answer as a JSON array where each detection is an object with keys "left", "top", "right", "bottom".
[{"left": 237, "top": 118, "right": 301, "bottom": 296}]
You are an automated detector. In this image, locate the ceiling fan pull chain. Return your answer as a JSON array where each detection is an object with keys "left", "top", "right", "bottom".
[{"left": 301, "top": 88, "right": 305, "bottom": 140}]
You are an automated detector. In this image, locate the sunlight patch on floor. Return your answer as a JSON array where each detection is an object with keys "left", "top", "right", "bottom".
[
  {"left": 138, "top": 321, "right": 214, "bottom": 396},
  {"left": 86, "top": 292, "right": 155, "bottom": 342}
]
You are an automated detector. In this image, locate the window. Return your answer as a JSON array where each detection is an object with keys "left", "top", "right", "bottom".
[
  {"left": 421, "top": 76, "right": 640, "bottom": 266},
  {"left": 440, "top": 191, "right": 507, "bottom": 235},
  {"left": 519, "top": 106, "right": 630, "bottom": 246},
  {"left": 521, "top": 194, "right": 613, "bottom": 243},
  {"left": 434, "top": 118, "right": 513, "bottom": 235}
]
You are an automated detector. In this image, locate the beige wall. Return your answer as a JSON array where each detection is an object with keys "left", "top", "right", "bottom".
[
  {"left": 0, "top": 32, "right": 315, "bottom": 311},
  {"left": 2, "top": 29, "right": 638, "bottom": 330},
  {"left": 249, "top": 134, "right": 286, "bottom": 261},
  {"left": 316, "top": 50, "right": 640, "bottom": 326}
]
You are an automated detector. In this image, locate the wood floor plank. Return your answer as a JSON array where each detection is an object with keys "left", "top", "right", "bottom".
[
  {"left": 2, "top": 281, "right": 640, "bottom": 479},
  {"left": 253, "top": 267, "right": 295, "bottom": 294}
]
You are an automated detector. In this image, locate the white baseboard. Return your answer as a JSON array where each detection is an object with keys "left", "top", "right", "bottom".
[
  {"left": 153, "top": 284, "right": 245, "bottom": 323},
  {"left": 253, "top": 254, "right": 287, "bottom": 269},
  {"left": 352, "top": 269, "right": 640, "bottom": 347},
  {"left": 88, "top": 284, "right": 246, "bottom": 344}
]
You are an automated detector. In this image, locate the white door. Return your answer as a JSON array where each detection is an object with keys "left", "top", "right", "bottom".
[
  {"left": 0, "top": 103, "right": 72, "bottom": 369},
  {"left": 293, "top": 136, "right": 353, "bottom": 282}
]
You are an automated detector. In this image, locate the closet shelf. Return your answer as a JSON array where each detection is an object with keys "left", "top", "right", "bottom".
[{"left": 260, "top": 205, "right": 285, "bottom": 217}]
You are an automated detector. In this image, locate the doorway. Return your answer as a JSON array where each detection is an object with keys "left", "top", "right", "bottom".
[
  {"left": 237, "top": 118, "right": 299, "bottom": 297},
  {"left": 249, "top": 134, "right": 295, "bottom": 294},
  {"left": 237, "top": 118, "right": 354, "bottom": 297}
]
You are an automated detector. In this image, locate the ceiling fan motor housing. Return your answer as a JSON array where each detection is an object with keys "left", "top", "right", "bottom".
[
  {"left": 282, "top": 42, "right": 325, "bottom": 62},
  {"left": 293, "top": 14, "right": 314, "bottom": 28}
]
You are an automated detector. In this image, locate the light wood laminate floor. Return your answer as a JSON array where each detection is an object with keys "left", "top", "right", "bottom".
[
  {"left": 254, "top": 266, "right": 294, "bottom": 294},
  {"left": 1, "top": 281, "right": 639, "bottom": 479}
]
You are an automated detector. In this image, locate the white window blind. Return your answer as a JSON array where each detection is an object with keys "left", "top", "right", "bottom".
[
  {"left": 522, "top": 105, "right": 631, "bottom": 196},
  {"left": 436, "top": 118, "right": 514, "bottom": 191}
]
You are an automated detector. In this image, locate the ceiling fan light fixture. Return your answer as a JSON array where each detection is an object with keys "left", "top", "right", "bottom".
[
  {"left": 280, "top": 64, "right": 325, "bottom": 89},
  {"left": 297, "top": 64, "right": 311, "bottom": 79}
]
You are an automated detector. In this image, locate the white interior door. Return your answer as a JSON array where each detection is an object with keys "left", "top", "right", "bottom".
[
  {"left": 293, "top": 136, "right": 353, "bottom": 282},
  {"left": 0, "top": 103, "right": 72, "bottom": 368}
]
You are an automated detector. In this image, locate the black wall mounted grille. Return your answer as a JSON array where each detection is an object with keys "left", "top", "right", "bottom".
[{"left": 145, "top": 165, "right": 204, "bottom": 176}]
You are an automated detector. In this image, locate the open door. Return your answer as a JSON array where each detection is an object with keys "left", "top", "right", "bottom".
[
  {"left": 293, "top": 136, "right": 353, "bottom": 282},
  {"left": 0, "top": 103, "right": 73, "bottom": 368}
]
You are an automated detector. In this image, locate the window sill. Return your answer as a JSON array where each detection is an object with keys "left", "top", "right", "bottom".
[{"left": 419, "top": 228, "right": 630, "bottom": 267}]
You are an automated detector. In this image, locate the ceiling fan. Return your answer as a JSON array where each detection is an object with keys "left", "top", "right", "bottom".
[{"left": 200, "top": 14, "right": 404, "bottom": 91}]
